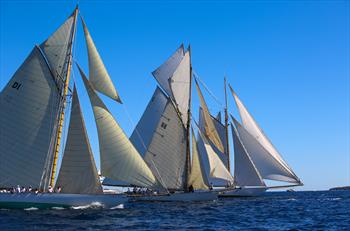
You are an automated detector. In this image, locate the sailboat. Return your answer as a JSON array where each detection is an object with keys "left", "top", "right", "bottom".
[
  {"left": 0, "top": 6, "right": 163, "bottom": 208},
  {"left": 126, "top": 45, "right": 217, "bottom": 202},
  {"left": 193, "top": 77, "right": 303, "bottom": 197}
]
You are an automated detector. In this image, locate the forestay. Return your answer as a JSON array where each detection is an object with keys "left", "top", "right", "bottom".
[
  {"left": 78, "top": 65, "right": 160, "bottom": 189},
  {"left": 188, "top": 131, "right": 209, "bottom": 190},
  {"left": 56, "top": 86, "right": 103, "bottom": 194},
  {"left": 233, "top": 118, "right": 300, "bottom": 183},
  {"left": 231, "top": 124, "right": 265, "bottom": 187},
  {"left": 197, "top": 129, "right": 233, "bottom": 183},
  {"left": 195, "top": 80, "right": 224, "bottom": 153},
  {"left": 81, "top": 17, "right": 121, "bottom": 103},
  {"left": 0, "top": 13, "right": 75, "bottom": 189},
  {"left": 229, "top": 86, "right": 300, "bottom": 182}
]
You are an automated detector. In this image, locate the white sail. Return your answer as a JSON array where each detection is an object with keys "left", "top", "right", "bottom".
[
  {"left": 81, "top": 17, "right": 121, "bottom": 103},
  {"left": 233, "top": 118, "right": 299, "bottom": 183},
  {"left": 195, "top": 80, "right": 224, "bottom": 153},
  {"left": 152, "top": 44, "right": 185, "bottom": 97},
  {"left": 130, "top": 87, "right": 168, "bottom": 156},
  {"left": 231, "top": 124, "right": 265, "bottom": 187},
  {"left": 229, "top": 87, "right": 300, "bottom": 183},
  {"left": 197, "top": 129, "right": 233, "bottom": 183},
  {"left": 199, "top": 109, "right": 228, "bottom": 167},
  {"left": 131, "top": 88, "right": 187, "bottom": 190},
  {"left": 188, "top": 131, "right": 209, "bottom": 190},
  {"left": 169, "top": 50, "right": 191, "bottom": 125},
  {"left": 78, "top": 65, "right": 159, "bottom": 189},
  {"left": 55, "top": 86, "right": 103, "bottom": 194},
  {"left": 0, "top": 14, "right": 75, "bottom": 188},
  {"left": 40, "top": 12, "right": 74, "bottom": 80}
]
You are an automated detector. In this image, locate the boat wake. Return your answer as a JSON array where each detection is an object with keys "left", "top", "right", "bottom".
[{"left": 71, "top": 202, "right": 104, "bottom": 210}]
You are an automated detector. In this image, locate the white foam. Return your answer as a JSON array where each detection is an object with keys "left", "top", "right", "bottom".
[
  {"left": 51, "top": 206, "right": 65, "bottom": 210},
  {"left": 24, "top": 207, "right": 38, "bottom": 211},
  {"left": 110, "top": 204, "right": 124, "bottom": 210},
  {"left": 71, "top": 202, "right": 104, "bottom": 210}
]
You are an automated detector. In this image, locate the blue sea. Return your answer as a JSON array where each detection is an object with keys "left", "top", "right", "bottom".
[{"left": 0, "top": 191, "right": 349, "bottom": 230}]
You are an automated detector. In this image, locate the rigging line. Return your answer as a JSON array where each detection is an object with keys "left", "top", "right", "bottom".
[
  {"left": 121, "top": 103, "right": 169, "bottom": 193},
  {"left": 193, "top": 70, "right": 224, "bottom": 108}
]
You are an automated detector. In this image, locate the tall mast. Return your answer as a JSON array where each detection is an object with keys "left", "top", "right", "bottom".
[
  {"left": 184, "top": 45, "right": 192, "bottom": 192},
  {"left": 50, "top": 6, "right": 79, "bottom": 187},
  {"left": 224, "top": 76, "right": 231, "bottom": 172}
]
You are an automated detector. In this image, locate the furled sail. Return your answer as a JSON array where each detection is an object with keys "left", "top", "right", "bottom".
[
  {"left": 152, "top": 44, "right": 185, "bottom": 98},
  {"left": 229, "top": 86, "right": 300, "bottom": 183},
  {"left": 197, "top": 129, "right": 233, "bottom": 183},
  {"left": 231, "top": 124, "right": 265, "bottom": 187},
  {"left": 188, "top": 130, "right": 209, "bottom": 190},
  {"left": 195, "top": 80, "right": 224, "bottom": 153},
  {"left": 131, "top": 88, "right": 187, "bottom": 190},
  {"left": 233, "top": 118, "right": 300, "bottom": 183},
  {"left": 55, "top": 86, "right": 103, "bottom": 194},
  {"left": 0, "top": 13, "right": 75, "bottom": 189},
  {"left": 78, "top": 65, "right": 159, "bottom": 189},
  {"left": 81, "top": 17, "right": 121, "bottom": 103}
]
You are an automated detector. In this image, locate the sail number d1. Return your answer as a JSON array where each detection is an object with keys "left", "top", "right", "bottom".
[{"left": 12, "top": 82, "right": 22, "bottom": 90}]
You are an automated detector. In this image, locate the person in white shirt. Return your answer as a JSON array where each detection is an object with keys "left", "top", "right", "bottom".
[{"left": 48, "top": 186, "right": 54, "bottom": 193}]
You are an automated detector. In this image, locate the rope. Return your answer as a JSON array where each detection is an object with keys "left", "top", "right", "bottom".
[{"left": 193, "top": 70, "right": 223, "bottom": 107}]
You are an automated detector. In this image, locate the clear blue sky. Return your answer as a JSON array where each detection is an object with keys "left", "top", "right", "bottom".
[{"left": 0, "top": 1, "right": 349, "bottom": 190}]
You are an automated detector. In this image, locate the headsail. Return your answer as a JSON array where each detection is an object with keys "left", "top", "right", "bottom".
[
  {"left": 78, "top": 65, "right": 159, "bottom": 189},
  {"left": 197, "top": 129, "right": 234, "bottom": 183},
  {"left": 0, "top": 12, "right": 76, "bottom": 189},
  {"left": 56, "top": 86, "right": 103, "bottom": 194},
  {"left": 195, "top": 80, "right": 224, "bottom": 153},
  {"left": 81, "top": 17, "right": 122, "bottom": 103},
  {"left": 130, "top": 88, "right": 187, "bottom": 190},
  {"left": 229, "top": 86, "right": 301, "bottom": 183},
  {"left": 152, "top": 44, "right": 185, "bottom": 98},
  {"left": 188, "top": 130, "right": 209, "bottom": 190},
  {"left": 231, "top": 123, "right": 265, "bottom": 187},
  {"left": 233, "top": 118, "right": 300, "bottom": 183}
]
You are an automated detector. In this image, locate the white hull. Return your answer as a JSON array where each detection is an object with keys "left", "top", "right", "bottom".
[
  {"left": 219, "top": 187, "right": 266, "bottom": 197},
  {"left": 0, "top": 193, "right": 127, "bottom": 209},
  {"left": 129, "top": 191, "right": 217, "bottom": 202}
]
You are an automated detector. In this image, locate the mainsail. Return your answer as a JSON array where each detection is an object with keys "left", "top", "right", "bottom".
[
  {"left": 188, "top": 130, "right": 209, "bottom": 190},
  {"left": 78, "top": 65, "right": 160, "bottom": 189},
  {"left": 195, "top": 80, "right": 224, "bottom": 153},
  {"left": 0, "top": 13, "right": 75, "bottom": 189},
  {"left": 229, "top": 86, "right": 301, "bottom": 183},
  {"left": 130, "top": 88, "right": 187, "bottom": 190},
  {"left": 55, "top": 86, "right": 103, "bottom": 194},
  {"left": 231, "top": 124, "right": 265, "bottom": 187},
  {"left": 81, "top": 17, "right": 121, "bottom": 103},
  {"left": 197, "top": 129, "right": 233, "bottom": 183}
]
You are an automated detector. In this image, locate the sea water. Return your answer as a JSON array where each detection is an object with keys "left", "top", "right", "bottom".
[{"left": 0, "top": 191, "right": 349, "bottom": 230}]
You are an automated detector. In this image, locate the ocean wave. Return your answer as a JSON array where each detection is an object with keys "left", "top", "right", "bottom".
[
  {"left": 51, "top": 207, "right": 65, "bottom": 210},
  {"left": 24, "top": 207, "right": 38, "bottom": 211},
  {"left": 110, "top": 204, "right": 124, "bottom": 210},
  {"left": 71, "top": 202, "right": 104, "bottom": 210}
]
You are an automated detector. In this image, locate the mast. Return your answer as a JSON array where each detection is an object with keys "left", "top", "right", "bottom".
[
  {"left": 49, "top": 6, "right": 79, "bottom": 187},
  {"left": 184, "top": 45, "right": 192, "bottom": 192},
  {"left": 224, "top": 76, "right": 231, "bottom": 172}
]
